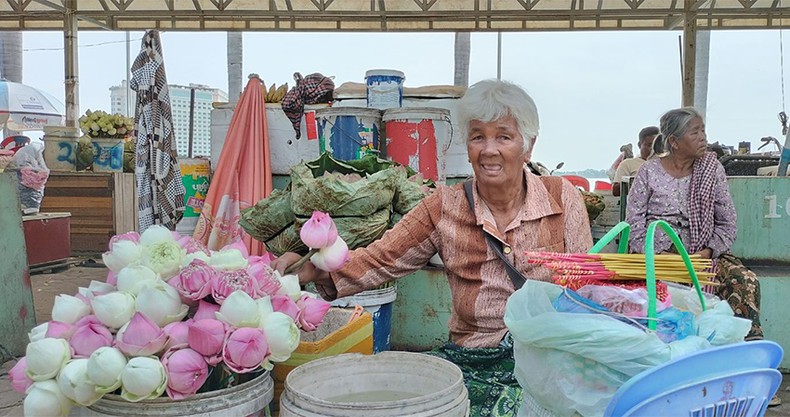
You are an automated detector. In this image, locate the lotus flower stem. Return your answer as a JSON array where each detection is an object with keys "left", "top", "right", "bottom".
[{"left": 284, "top": 249, "right": 318, "bottom": 275}]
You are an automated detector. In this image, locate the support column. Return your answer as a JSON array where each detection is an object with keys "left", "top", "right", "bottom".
[
  {"left": 227, "top": 32, "right": 243, "bottom": 104},
  {"left": 682, "top": 5, "right": 697, "bottom": 107},
  {"left": 453, "top": 32, "right": 470, "bottom": 87},
  {"left": 694, "top": 30, "right": 711, "bottom": 117},
  {"left": 64, "top": 0, "right": 80, "bottom": 127}
]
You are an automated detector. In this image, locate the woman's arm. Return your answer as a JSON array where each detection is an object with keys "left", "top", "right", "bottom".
[
  {"left": 625, "top": 163, "right": 651, "bottom": 254},
  {"left": 707, "top": 163, "right": 737, "bottom": 258},
  {"left": 560, "top": 180, "right": 593, "bottom": 253}
]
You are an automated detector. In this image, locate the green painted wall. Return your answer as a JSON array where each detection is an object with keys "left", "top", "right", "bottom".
[
  {"left": 0, "top": 173, "right": 36, "bottom": 357},
  {"left": 728, "top": 177, "right": 790, "bottom": 263}
]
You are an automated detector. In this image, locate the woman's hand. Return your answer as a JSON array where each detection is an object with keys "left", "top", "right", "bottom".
[
  {"left": 693, "top": 248, "right": 713, "bottom": 259},
  {"left": 270, "top": 252, "right": 332, "bottom": 286}
]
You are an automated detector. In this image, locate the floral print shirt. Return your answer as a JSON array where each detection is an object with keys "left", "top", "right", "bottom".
[{"left": 625, "top": 158, "right": 736, "bottom": 258}]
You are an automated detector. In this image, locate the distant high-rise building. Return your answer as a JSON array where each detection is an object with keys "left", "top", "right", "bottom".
[{"left": 109, "top": 81, "right": 228, "bottom": 158}]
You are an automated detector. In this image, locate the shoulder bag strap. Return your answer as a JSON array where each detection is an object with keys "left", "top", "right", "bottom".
[{"left": 463, "top": 180, "right": 527, "bottom": 290}]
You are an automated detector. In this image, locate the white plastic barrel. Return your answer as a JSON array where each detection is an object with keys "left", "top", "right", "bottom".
[
  {"left": 280, "top": 351, "right": 469, "bottom": 417},
  {"left": 71, "top": 371, "right": 273, "bottom": 417},
  {"left": 365, "top": 69, "right": 405, "bottom": 110},
  {"left": 382, "top": 107, "right": 452, "bottom": 183}
]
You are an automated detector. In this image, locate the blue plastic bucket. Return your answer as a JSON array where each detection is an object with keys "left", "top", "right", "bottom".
[
  {"left": 330, "top": 285, "right": 397, "bottom": 353},
  {"left": 315, "top": 107, "right": 382, "bottom": 161},
  {"left": 365, "top": 69, "right": 405, "bottom": 110}
]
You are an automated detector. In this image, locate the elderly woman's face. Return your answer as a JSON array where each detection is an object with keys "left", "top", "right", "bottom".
[
  {"left": 467, "top": 115, "right": 528, "bottom": 188},
  {"left": 673, "top": 117, "right": 707, "bottom": 159}
]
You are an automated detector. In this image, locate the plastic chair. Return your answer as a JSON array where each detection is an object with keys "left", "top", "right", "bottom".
[
  {"left": 593, "top": 180, "right": 612, "bottom": 192},
  {"left": 561, "top": 175, "right": 590, "bottom": 191},
  {"left": 604, "top": 341, "right": 784, "bottom": 417}
]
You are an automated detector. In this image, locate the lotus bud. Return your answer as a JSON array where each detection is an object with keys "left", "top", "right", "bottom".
[
  {"left": 91, "top": 291, "right": 136, "bottom": 329},
  {"left": 193, "top": 300, "right": 220, "bottom": 321},
  {"left": 177, "top": 235, "right": 210, "bottom": 256},
  {"left": 28, "top": 322, "right": 48, "bottom": 342},
  {"left": 271, "top": 295, "right": 301, "bottom": 322},
  {"left": 215, "top": 290, "right": 260, "bottom": 328},
  {"left": 223, "top": 327, "right": 269, "bottom": 374},
  {"left": 135, "top": 280, "right": 189, "bottom": 327},
  {"left": 103, "top": 239, "right": 142, "bottom": 273},
  {"left": 120, "top": 356, "right": 168, "bottom": 402},
  {"left": 275, "top": 272, "right": 302, "bottom": 302},
  {"left": 109, "top": 231, "right": 140, "bottom": 248},
  {"left": 23, "top": 380, "right": 72, "bottom": 417},
  {"left": 181, "top": 250, "right": 211, "bottom": 267},
  {"left": 310, "top": 236, "right": 350, "bottom": 272},
  {"left": 187, "top": 319, "right": 227, "bottom": 366},
  {"left": 260, "top": 312, "right": 300, "bottom": 365},
  {"left": 87, "top": 346, "right": 127, "bottom": 394},
  {"left": 57, "top": 359, "right": 103, "bottom": 406},
  {"left": 209, "top": 248, "right": 248, "bottom": 271},
  {"left": 296, "top": 293, "right": 331, "bottom": 331},
  {"left": 9, "top": 357, "right": 32, "bottom": 394},
  {"left": 88, "top": 280, "right": 116, "bottom": 296},
  {"left": 163, "top": 320, "right": 192, "bottom": 351},
  {"left": 117, "top": 264, "right": 159, "bottom": 296},
  {"left": 257, "top": 296, "right": 274, "bottom": 321},
  {"left": 26, "top": 337, "right": 71, "bottom": 381},
  {"left": 115, "top": 312, "right": 169, "bottom": 356},
  {"left": 70, "top": 315, "right": 114, "bottom": 357},
  {"left": 300, "top": 211, "right": 338, "bottom": 249},
  {"left": 51, "top": 294, "right": 90, "bottom": 325},
  {"left": 222, "top": 239, "right": 250, "bottom": 257},
  {"left": 162, "top": 346, "right": 209, "bottom": 400},
  {"left": 45, "top": 321, "right": 76, "bottom": 340},
  {"left": 106, "top": 270, "right": 118, "bottom": 286}
]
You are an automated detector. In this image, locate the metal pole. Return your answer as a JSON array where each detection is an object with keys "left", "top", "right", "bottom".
[
  {"left": 188, "top": 87, "right": 195, "bottom": 158},
  {"left": 682, "top": 4, "right": 697, "bottom": 107},
  {"left": 126, "top": 31, "right": 131, "bottom": 117},
  {"left": 496, "top": 32, "right": 502, "bottom": 80},
  {"left": 64, "top": 0, "right": 80, "bottom": 127}
]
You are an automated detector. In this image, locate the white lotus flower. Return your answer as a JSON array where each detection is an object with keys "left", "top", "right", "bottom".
[
  {"left": 139, "top": 226, "right": 184, "bottom": 279},
  {"left": 209, "top": 248, "right": 248, "bottom": 270},
  {"left": 24, "top": 380, "right": 72, "bottom": 417},
  {"left": 103, "top": 239, "right": 143, "bottom": 273},
  {"left": 51, "top": 294, "right": 90, "bottom": 325},
  {"left": 139, "top": 225, "right": 175, "bottom": 246},
  {"left": 275, "top": 272, "right": 302, "bottom": 302},
  {"left": 28, "top": 322, "right": 48, "bottom": 342},
  {"left": 92, "top": 291, "right": 136, "bottom": 329},
  {"left": 260, "top": 312, "right": 300, "bottom": 367},
  {"left": 215, "top": 290, "right": 260, "bottom": 328},
  {"left": 135, "top": 280, "right": 188, "bottom": 327},
  {"left": 257, "top": 296, "right": 274, "bottom": 321},
  {"left": 87, "top": 346, "right": 128, "bottom": 394},
  {"left": 57, "top": 359, "right": 103, "bottom": 406},
  {"left": 120, "top": 356, "right": 168, "bottom": 402},
  {"left": 117, "top": 264, "right": 159, "bottom": 296},
  {"left": 26, "top": 338, "right": 71, "bottom": 381}
]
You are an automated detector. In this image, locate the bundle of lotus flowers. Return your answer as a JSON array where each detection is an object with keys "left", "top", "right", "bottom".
[{"left": 526, "top": 251, "right": 717, "bottom": 286}]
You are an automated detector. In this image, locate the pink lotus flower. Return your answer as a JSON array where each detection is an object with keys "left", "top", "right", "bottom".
[
  {"left": 309, "top": 236, "right": 350, "bottom": 272},
  {"left": 193, "top": 300, "right": 220, "bottom": 321},
  {"left": 271, "top": 295, "right": 301, "bottom": 322},
  {"left": 163, "top": 320, "right": 192, "bottom": 351},
  {"left": 211, "top": 269, "right": 257, "bottom": 304},
  {"left": 106, "top": 270, "right": 117, "bottom": 286},
  {"left": 9, "top": 357, "right": 32, "bottom": 394},
  {"left": 177, "top": 236, "right": 210, "bottom": 255},
  {"left": 296, "top": 294, "right": 331, "bottom": 331},
  {"left": 300, "top": 211, "right": 338, "bottom": 249},
  {"left": 187, "top": 319, "right": 228, "bottom": 366},
  {"left": 115, "top": 312, "right": 169, "bottom": 357},
  {"left": 109, "top": 231, "right": 140, "bottom": 248},
  {"left": 44, "top": 321, "right": 76, "bottom": 340},
  {"left": 222, "top": 327, "right": 269, "bottom": 373},
  {"left": 161, "top": 346, "right": 208, "bottom": 400},
  {"left": 249, "top": 263, "right": 281, "bottom": 298},
  {"left": 168, "top": 259, "right": 216, "bottom": 301},
  {"left": 70, "top": 315, "right": 114, "bottom": 357}
]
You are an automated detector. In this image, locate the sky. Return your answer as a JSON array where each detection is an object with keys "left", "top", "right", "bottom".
[{"left": 17, "top": 29, "right": 790, "bottom": 171}]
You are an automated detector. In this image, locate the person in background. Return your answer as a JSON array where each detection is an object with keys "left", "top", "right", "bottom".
[
  {"left": 612, "top": 126, "right": 659, "bottom": 196},
  {"left": 272, "top": 79, "right": 593, "bottom": 417}
]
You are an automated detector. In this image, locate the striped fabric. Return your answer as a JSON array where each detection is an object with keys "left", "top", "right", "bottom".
[{"left": 326, "top": 169, "right": 593, "bottom": 348}]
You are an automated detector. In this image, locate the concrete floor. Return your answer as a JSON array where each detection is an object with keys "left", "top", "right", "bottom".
[{"left": 1, "top": 265, "right": 789, "bottom": 416}]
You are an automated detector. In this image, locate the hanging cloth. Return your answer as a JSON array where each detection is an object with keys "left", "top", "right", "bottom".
[{"left": 281, "top": 72, "right": 334, "bottom": 139}]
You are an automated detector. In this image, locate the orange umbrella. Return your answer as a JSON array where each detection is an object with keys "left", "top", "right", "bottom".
[{"left": 193, "top": 75, "right": 272, "bottom": 255}]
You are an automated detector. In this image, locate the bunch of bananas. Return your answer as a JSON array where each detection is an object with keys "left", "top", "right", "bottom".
[{"left": 262, "top": 82, "right": 289, "bottom": 103}]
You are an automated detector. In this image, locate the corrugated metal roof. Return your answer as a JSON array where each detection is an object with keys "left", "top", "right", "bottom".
[{"left": 3, "top": 0, "right": 790, "bottom": 31}]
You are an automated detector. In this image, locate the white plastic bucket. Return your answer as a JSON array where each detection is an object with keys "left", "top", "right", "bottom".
[
  {"left": 72, "top": 370, "right": 273, "bottom": 417},
  {"left": 382, "top": 107, "right": 452, "bottom": 183},
  {"left": 330, "top": 285, "right": 396, "bottom": 353},
  {"left": 280, "top": 351, "right": 469, "bottom": 417},
  {"left": 365, "top": 69, "right": 405, "bottom": 110},
  {"left": 42, "top": 126, "right": 80, "bottom": 171},
  {"left": 91, "top": 137, "right": 125, "bottom": 173},
  {"left": 315, "top": 107, "right": 382, "bottom": 161}
]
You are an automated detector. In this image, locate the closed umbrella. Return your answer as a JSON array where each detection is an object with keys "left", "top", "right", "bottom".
[
  {"left": 193, "top": 75, "right": 273, "bottom": 255},
  {"left": 130, "top": 30, "right": 186, "bottom": 231},
  {"left": 0, "top": 79, "right": 64, "bottom": 131}
]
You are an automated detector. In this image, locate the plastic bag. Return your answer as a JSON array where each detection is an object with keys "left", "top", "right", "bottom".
[
  {"left": 665, "top": 282, "right": 721, "bottom": 316},
  {"left": 7, "top": 144, "right": 49, "bottom": 214},
  {"left": 696, "top": 301, "right": 752, "bottom": 346},
  {"left": 505, "top": 280, "right": 711, "bottom": 417},
  {"left": 576, "top": 285, "right": 671, "bottom": 317}
]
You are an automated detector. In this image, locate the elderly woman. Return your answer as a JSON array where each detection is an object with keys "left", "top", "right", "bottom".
[
  {"left": 273, "top": 79, "right": 592, "bottom": 416},
  {"left": 625, "top": 107, "right": 762, "bottom": 340}
]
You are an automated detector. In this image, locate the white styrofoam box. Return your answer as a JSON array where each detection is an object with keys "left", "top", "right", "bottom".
[{"left": 210, "top": 103, "right": 329, "bottom": 175}]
